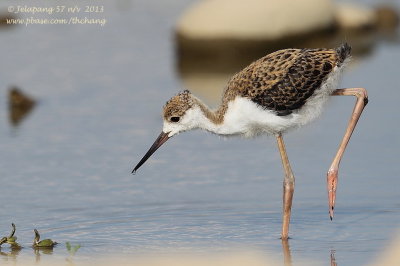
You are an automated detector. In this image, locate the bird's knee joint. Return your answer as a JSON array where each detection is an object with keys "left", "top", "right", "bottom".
[{"left": 355, "top": 88, "right": 368, "bottom": 105}]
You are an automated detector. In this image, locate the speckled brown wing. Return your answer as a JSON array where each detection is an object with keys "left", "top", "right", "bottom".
[{"left": 224, "top": 47, "right": 346, "bottom": 116}]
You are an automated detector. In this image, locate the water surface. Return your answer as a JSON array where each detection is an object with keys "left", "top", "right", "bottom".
[{"left": 0, "top": 0, "right": 399, "bottom": 265}]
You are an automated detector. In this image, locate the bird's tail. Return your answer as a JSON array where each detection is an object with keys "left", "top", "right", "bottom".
[{"left": 336, "top": 43, "right": 352, "bottom": 65}]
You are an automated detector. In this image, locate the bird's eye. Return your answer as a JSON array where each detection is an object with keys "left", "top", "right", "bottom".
[{"left": 170, "top": 116, "right": 180, "bottom": 123}]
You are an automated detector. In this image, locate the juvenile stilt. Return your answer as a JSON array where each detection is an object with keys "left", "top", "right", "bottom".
[
  {"left": 276, "top": 134, "right": 295, "bottom": 240},
  {"left": 327, "top": 88, "right": 368, "bottom": 219},
  {"left": 132, "top": 44, "right": 368, "bottom": 239}
]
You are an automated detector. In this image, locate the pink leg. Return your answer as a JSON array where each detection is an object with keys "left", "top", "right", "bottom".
[
  {"left": 276, "top": 134, "right": 295, "bottom": 240},
  {"left": 328, "top": 88, "right": 368, "bottom": 219}
]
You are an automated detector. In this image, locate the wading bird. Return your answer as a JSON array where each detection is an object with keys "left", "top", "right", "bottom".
[{"left": 132, "top": 43, "right": 368, "bottom": 239}]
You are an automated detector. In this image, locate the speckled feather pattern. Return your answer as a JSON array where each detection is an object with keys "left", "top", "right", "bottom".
[
  {"left": 163, "top": 90, "right": 194, "bottom": 119},
  {"left": 163, "top": 44, "right": 351, "bottom": 126},
  {"left": 221, "top": 44, "right": 351, "bottom": 116}
]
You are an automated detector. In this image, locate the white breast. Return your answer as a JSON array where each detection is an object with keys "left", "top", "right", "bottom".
[{"left": 218, "top": 64, "right": 344, "bottom": 138}]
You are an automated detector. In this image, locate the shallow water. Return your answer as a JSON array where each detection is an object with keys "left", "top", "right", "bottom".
[{"left": 0, "top": 0, "right": 399, "bottom": 265}]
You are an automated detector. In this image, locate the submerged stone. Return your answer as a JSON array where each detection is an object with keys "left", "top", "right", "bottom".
[{"left": 8, "top": 87, "right": 36, "bottom": 126}]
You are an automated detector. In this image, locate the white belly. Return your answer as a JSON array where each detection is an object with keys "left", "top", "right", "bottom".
[{"left": 219, "top": 65, "right": 343, "bottom": 137}]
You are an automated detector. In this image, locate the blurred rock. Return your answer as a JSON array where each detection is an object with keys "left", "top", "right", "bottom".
[
  {"left": 334, "top": 4, "right": 377, "bottom": 31},
  {"left": 8, "top": 87, "right": 36, "bottom": 126},
  {"left": 375, "top": 6, "right": 399, "bottom": 30},
  {"left": 176, "top": 0, "right": 335, "bottom": 62},
  {"left": 175, "top": 0, "right": 398, "bottom": 59},
  {"left": 176, "top": 0, "right": 334, "bottom": 41},
  {"left": 334, "top": 4, "right": 399, "bottom": 33},
  {"left": 0, "top": 12, "right": 16, "bottom": 28}
]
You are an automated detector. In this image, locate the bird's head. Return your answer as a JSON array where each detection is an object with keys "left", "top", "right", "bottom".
[
  {"left": 132, "top": 90, "right": 200, "bottom": 173},
  {"left": 162, "top": 90, "right": 201, "bottom": 137}
]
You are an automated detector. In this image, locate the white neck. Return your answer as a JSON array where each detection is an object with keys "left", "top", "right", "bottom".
[
  {"left": 188, "top": 106, "right": 224, "bottom": 134},
  {"left": 190, "top": 101, "right": 246, "bottom": 137}
]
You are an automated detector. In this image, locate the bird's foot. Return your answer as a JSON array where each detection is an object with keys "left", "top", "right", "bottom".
[{"left": 327, "top": 168, "right": 338, "bottom": 220}]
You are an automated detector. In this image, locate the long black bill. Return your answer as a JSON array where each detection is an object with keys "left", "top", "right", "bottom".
[{"left": 132, "top": 131, "right": 170, "bottom": 174}]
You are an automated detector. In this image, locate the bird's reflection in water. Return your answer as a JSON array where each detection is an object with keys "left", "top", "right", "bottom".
[
  {"left": 331, "top": 249, "right": 338, "bottom": 266},
  {"left": 281, "top": 240, "right": 339, "bottom": 266},
  {"left": 281, "top": 239, "right": 292, "bottom": 266}
]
